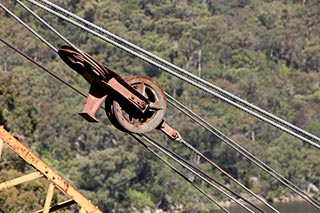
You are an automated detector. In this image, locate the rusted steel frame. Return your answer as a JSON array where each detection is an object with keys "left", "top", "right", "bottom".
[
  {"left": 0, "top": 126, "right": 102, "bottom": 213},
  {"left": 58, "top": 44, "right": 148, "bottom": 111},
  {"left": 34, "top": 199, "right": 76, "bottom": 213},
  {"left": 0, "top": 171, "right": 43, "bottom": 190},
  {"left": 108, "top": 78, "right": 147, "bottom": 111},
  {"left": 79, "top": 76, "right": 150, "bottom": 123}
]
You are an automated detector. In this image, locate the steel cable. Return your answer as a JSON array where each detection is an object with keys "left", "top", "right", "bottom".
[
  {"left": 0, "top": 3, "right": 57, "bottom": 52},
  {"left": 16, "top": 0, "right": 108, "bottom": 80},
  {"left": 176, "top": 137, "right": 278, "bottom": 213},
  {"left": 136, "top": 134, "right": 256, "bottom": 213},
  {"left": 3, "top": 1, "right": 320, "bottom": 211},
  {"left": 138, "top": 134, "right": 268, "bottom": 213},
  {"left": 0, "top": 38, "right": 235, "bottom": 212},
  {"left": 4, "top": 2, "right": 319, "bottom": 210},
  {"left": 0, "top": 38, "right": 86, "bottom": 98},
  {"left": 129, "top": 134, "right": 231, "bottom": 213},
  {"left": 166, "top": 93, "right": 320, "bottom": 210},
  {"left": 30, "top": 0, "right": 320, "bottom": 148}
]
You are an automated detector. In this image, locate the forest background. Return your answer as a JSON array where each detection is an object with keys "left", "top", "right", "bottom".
[{"left": 0, "top": 0, "right": 319, "bottom": 212}]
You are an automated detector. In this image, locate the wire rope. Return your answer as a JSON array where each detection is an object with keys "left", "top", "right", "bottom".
[
  {"left": 1, "top": 1, "right": 320, "bottom": 211},
  {"left": 166, "top": 93, "right": 320, "bottom": 210},
  {"left": 130, "top": 134, "right": 231, "bottom": 213},
  {"left": 176, "top": 136, "right": 278, "bottom": 213},
  {"left": 0, "top": 38, "right": 86, "bottom": 98},
  {"left": 16, "top": 0, "right": 107, "bottom": 79},
  {"left": 4, "top": 2, "right": 319, "bottom": 209},
  {"left": 0, "top": 3, "right": 57, "bottom": 52},
  {"left": 139, "top": 134, "right": 269, "bottom": 213},
  {"left": 137, "top": 134, "right": 256, "bottom": 213},
  {"left": 0, "top": 38, "right": 234, "bottom": 212},
  {"left": 31, "top": 0, "right": 320, "bottom": 148}
]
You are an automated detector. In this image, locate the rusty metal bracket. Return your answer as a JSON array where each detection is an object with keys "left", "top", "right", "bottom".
[
  {"left": 157, "top": 120, "right": 181, "bottom": 141},
  {"left": 79, "top": 79, "right": 108, "bottom": 122},
  {"left": 107, "top": 78, "right": 148, "bottom": 111},
  {"left": 58, "top": 44, "right": 150, "bottom": 119}
]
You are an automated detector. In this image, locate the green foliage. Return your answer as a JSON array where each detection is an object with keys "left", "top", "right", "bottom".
[
  {"left": 0, "top": 69, "right": 39, "bottom": 142},
  {"left": 0, "top": 0, "right": 319, "bottom": 212},
  {"left": 126, "top": 189, "right": 156, "bottom": 210}
]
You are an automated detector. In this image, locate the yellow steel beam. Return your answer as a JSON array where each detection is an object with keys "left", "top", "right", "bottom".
[
  {"left": 43, "top": 183, "right": 55, "bottom": 213},
  {"left": 0, "top": 171, "right": 43, "bottom": 190},
  {"left": 0, "top": 138, "right": 3, "bottom": 158},
  {"left": 80, "top": 208, "right": 87, "bottom": 213},
  {"left": 0, "top": 126, "right": 102, "bottom": 213}
]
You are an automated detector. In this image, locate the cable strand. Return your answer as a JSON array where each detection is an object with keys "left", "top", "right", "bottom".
[
  {"left": 166, "top": 93, "right": 320, "bottom": 210},
  {"left": 33, "top": 0, "right": 320, "bottom": 146},
  {"left": 138, "top": 134, "right": 256, "bottom": 213},
  {"left": 3, "top": 1, "right": 319, "bottom": 210},
  {"left": 130, "top": 133, "right": 231, "bottom": 213}
]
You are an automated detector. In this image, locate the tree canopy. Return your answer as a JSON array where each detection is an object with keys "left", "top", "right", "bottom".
[{"left": 0, "top": 0, "right": 319, "bottom": 212}]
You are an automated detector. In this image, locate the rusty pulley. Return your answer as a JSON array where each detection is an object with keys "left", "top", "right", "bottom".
[
  {"left": 105, "top": 76, "right": 166, "bottom": 133},
  {"left": 58, "top": 44, "right": 171, "bottom": 135}
]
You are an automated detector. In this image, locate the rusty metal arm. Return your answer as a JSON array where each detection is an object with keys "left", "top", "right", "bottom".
[{"left": 79, "top": 79, "right": 108, "bottom": 122}]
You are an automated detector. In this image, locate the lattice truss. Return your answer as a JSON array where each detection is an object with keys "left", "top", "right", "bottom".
[{"left": 0, "top": 126, "right": 102, "bottom": 213}]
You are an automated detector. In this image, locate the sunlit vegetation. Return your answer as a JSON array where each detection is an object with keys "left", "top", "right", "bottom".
[{"left": 0, "top": 0, "right": 319, "bottom": 212}]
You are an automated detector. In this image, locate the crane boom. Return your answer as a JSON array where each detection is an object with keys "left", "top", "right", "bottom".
[{"left": 0, "top": 126, "right": 102, "bottom": 213}]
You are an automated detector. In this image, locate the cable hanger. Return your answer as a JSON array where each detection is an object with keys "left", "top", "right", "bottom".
[
  {"left": 20, "top": 1, "right": 318, "bottom": 209},
  {"left": 30, "top": 0, "right": 320, "bottom": 148},
  {"left": 2, "top": 1, "right": 319, "bottom": 211},
  {"left": 0, "top": 6, "right": 255, "bottom": 211},
  {"left": 1, "top": 37, "right": 245, "bottom": 212}
]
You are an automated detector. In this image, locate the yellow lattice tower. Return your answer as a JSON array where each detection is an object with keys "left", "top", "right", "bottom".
[{"left": 0, "top": 126, "right": 102, "bottom": 213}]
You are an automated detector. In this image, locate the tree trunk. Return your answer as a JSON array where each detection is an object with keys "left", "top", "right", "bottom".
[{"left": 197, "top": 48, "right": 202, "bottom": 77}]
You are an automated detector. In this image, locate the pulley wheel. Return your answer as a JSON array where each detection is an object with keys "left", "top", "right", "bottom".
[{"left": 105, "top": 76, "right": 166, "bottom": 133}]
